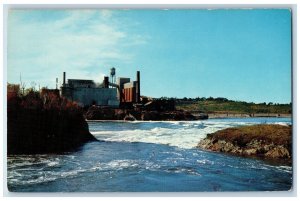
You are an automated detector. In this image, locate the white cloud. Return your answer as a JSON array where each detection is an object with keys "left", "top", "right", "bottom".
[{"left": 7, "top": 9, "right": 147, "bottom": 88}]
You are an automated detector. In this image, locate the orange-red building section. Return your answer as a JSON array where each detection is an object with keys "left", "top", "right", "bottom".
[{"left": 122, "top": 87, "right": 136, "bottom": 103}]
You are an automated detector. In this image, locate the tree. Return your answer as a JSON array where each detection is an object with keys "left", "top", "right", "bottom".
[{"left": 30, "top": 81, "right": 37, "bottom": 91}]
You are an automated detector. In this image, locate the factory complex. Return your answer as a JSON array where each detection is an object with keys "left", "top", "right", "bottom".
[
  {"left": 8, "top": 68, "right": 207, "bottom": 120},
  {"left": 60, "top": 68, "right": 141, "bottom": 108}
]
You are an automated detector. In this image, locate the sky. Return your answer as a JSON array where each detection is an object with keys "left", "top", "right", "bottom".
[{"left": 7, "top": 9, "right": 291, "bottom": 103}]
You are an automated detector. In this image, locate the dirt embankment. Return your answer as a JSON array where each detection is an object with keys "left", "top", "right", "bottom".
[{"left": 197, "top": 124, "right": 292, "bottom": 164}]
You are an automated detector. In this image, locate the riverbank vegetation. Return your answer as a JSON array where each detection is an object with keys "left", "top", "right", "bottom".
[
  {"left": 174, "top": 97, "right": 291, "bottom": 114},
  {"left": 7, "top": 83, "right": 96, "bottom": 154}
]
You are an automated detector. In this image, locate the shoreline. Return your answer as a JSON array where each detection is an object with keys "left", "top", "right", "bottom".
[
  {"left": 205, "top": 113, "right": 291, "bottom": 119},
  {"left": 86, "top": 115, "right": 291, "bottom": 123}
]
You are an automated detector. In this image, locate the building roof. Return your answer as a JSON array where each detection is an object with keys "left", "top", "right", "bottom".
[{"left": 68, "top": 79, "right": 94, "bottom": 83}]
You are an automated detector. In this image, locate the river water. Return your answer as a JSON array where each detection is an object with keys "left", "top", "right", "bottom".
[{"left": 7, "top": 118, "right": 292, "bottom": 192}]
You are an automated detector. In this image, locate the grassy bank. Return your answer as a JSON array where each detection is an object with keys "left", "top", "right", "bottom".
[
  {"left": 206, "top": 124, "right": 291, "bottom": 147},
  {"left": 175, "top": 97, "right": 291, "bottom": 115}
]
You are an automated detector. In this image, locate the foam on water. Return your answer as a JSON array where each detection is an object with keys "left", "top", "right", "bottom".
[
  {"left": 7, "top": 157, "right": 161, "bottom": 186},
  {"left": 90, "top": 119, "right": 290, "bottom": 149},
  {"left": 7, "top": 118, "right": 292, "bottom": 191}
]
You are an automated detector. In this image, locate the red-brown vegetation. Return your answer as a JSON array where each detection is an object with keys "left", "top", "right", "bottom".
[{"left": 7, "top": 83, "right": 96, "bottom": 154}]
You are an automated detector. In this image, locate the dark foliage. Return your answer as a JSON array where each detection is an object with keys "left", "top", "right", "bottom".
[{"left": 7, "top": 84, "right": 96, "bottom": 155}]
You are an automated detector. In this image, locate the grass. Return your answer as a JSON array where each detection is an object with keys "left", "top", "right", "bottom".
[{"left": 176, "top": 99, "right": 292, "bottom": 114}]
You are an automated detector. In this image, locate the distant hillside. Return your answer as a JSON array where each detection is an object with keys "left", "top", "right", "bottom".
[{"left": 174, "top": 97, "right": 292, "bottom": 114}]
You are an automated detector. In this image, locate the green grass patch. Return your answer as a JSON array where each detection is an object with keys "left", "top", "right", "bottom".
[{"left": 176, "top": 98, "right": 291, "bottom": 114}]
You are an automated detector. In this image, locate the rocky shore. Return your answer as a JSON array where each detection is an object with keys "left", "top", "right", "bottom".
[
  {"left": 7, "top": 90, "right": 97, "bottom": 155},
  {"left": 85, "top": 106, "right": 208, "bottom": 121},
  {"left": 197, "top": 124, "right": 292, "bottom": 164},
  {"left": 7, "top": 108, "right": 97, "bottom": 155}
]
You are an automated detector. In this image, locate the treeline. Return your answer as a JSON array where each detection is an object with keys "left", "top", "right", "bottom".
[
  {"left": 7, "top": 83, "right": 80, "bottom": 111},
  {"left": 160, "top": 96, "right": 291, "bottom": 106},
  {"left": 159, "top": 96, "right": 292, "bottom": 114}
]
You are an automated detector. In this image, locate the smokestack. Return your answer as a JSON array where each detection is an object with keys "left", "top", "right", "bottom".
[
  {"left": 63, "top": 72, "right": 66, "bottom": 85},
  {"left": 104, "top": 76, "right": 109, "bottom": 88},
  {"left": 136, "top": 71, "right": 140, "bottom": 103}
]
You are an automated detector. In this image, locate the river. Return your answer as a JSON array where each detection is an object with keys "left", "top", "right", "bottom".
[{"left": 7, "top": 117, "right": 292, "bottom": 192}]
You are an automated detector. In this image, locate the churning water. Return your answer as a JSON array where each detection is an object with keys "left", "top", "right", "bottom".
[{"left": 7, "top": 118, "right": 292, "bottom": 192}]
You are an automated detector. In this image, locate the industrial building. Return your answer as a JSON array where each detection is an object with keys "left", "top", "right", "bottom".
[{"left": 60, "top": 68, "right": 141, "bottom": 107}]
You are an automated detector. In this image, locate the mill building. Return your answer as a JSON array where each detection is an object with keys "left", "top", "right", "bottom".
[{"left": 60, "top": 68, "right": 141, "bottom": 108}]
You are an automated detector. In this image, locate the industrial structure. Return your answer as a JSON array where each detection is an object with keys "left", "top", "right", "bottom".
[{"left": 60, "top": 70, "right": 141, "bottom": 107}]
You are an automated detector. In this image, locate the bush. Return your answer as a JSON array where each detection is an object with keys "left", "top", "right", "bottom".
[{"left": 7, "top": 83, "right": 96, "bottom": 154}]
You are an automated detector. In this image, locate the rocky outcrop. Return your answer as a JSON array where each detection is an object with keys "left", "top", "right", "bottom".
[
  {"left": 141, "top": 110, "right": 197, "bottom": 121},
  {"left": 141, "top": 111, "right": 160, "bottom": 121},
  {"left": 85, "top": 106, "right": 120, "bottom": 120},
  {"left": 7, "top": 89, "right": 98, "bottom": 155},
  {"left": 85, "top": 106, "right": 207, "bottom": 121},
  {"left": 7, "top": 108, "right": 97, "bottom": 155},
  {"left": 197, "top": 124, "right": 292, "bottom": 162},
  {"left": 124, "top": 114, "right": 137, "bottom": 121},
  {"left": 196, "top": 113, "right": 209, "bottom": 120}
]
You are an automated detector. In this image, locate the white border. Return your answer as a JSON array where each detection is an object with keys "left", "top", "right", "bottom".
[{"left": 1, "top": 1, "right": 298, "bottom": 199}]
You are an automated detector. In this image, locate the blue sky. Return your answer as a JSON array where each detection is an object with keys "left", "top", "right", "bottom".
[{"left": 7, "top": 9, "right": 291, "bottom": 103}]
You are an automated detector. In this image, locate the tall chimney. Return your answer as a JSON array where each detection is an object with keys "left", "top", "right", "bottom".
[
  {"left": 104, "top": 76, "right": 109, "bottom": 88},
  {"left": 136, "top": 71, "right": 140, "bottom": 103},
  {"left": 63, "top": 72, "right": 66, "bottom": 85}
]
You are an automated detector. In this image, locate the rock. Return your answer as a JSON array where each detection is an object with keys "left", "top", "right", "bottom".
[
  {"left": 85, "top": 106, "right": 116, "bottom": 120},
  {"left": 222, "top": 141, "right": 235, "bottom": 152},
  {"left": 197, "top": 113, "right": 209, "bottom": 120},
  {"left": 7, "top": 108, "right": 97, "bottom": 155},
  {"left": 85, "top": 105, "right": 200, "bottom": 121},
  {"left": 197, "top": 124, "right": 292, "bottom": 163},
  {"left": 128, "top": 110, "right": 142, "bottom": 120},
  {"left": 242, "top": 148, "right": 257, "bottom": 156},
  {"left": 141, "top": 111, "right": 161, "bottom": 121},
  {"left": 124, "top": 114, "right": 136, "bottom": 121},
  {"left": 115, "top": 109, "right": 126, "bottom": 120},
  {"left": 265, "top": 146, "right": 291, "bottom": 158},
  {"left": 197, "top": 138, "right": 212, "bottom": 149},
  {"left": 183, "top": 111, "right": 196, "bottom": 120}
]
